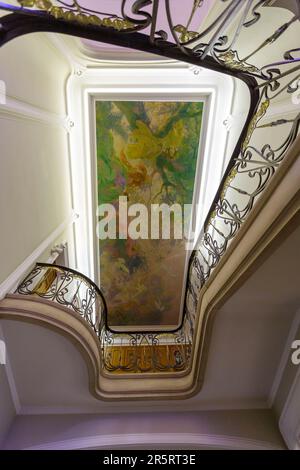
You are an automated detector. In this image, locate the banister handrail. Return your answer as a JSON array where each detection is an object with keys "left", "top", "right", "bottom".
[
  {"left": 17, "top": 263, "right": 107, "bottom": 336},
  {"left": 35, "top": 262, "right": 108, "bottom": 315},
  {"left": 16, "top": 262, "right": 192, "bottom": 373}
]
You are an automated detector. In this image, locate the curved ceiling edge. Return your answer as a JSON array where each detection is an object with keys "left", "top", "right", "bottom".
[
  {"left": 0, "top": 3, "right": 298, "bottom": 397},
  {"left": 191, "top": 135, "right": 300, "bottom": 396},
  {"left": 1, "top": 134, "right": 299, "bottom": 401}
]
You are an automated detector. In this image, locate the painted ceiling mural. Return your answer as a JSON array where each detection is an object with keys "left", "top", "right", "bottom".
[{"left": 96, "top": 100, "right": 203, "bottom": 327}]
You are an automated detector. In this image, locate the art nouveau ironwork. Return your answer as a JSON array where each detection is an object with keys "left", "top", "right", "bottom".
[
  {"left": 17, "top": 263, "right": 107, "bottom": 335},
  {"left": 2, "top": 0, "right": 299, "bottom": 374},
  {"left": 17, "top": 263, "right": 192, "bottom": 373}
]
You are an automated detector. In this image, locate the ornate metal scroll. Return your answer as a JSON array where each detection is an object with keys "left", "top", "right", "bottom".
[
  {"left": 17, "top": 263, "right": 107, "bottom": 335},
  {"left": 2, "top": 0, "right": 299, "bottom": 375},
  {"left": 16, "top": 263, "right": 192, "bottom": 373},
  {"left": 184, "top": 1, "right": 300, "bottom": 337}
]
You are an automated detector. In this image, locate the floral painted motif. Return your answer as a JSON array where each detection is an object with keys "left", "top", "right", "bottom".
[{"left": 96, "top": 101, "right": 203, "bottom": 327}]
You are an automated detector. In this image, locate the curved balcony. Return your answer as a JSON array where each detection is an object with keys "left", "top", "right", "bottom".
[
  {"left": 16, "top": 263, "right": 192, "bottom": 374},
  {"left": 0, "top": 0, "right": 299, "bottom": 394},
  {"left": 3, "top": 129, "right": 299, "bottom": 401}
]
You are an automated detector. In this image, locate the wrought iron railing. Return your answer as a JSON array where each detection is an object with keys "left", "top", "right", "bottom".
[
  {"left": 17, "top": 263, "right": 192, "bottom": 373},
  {"left": 16, "top": 263, "right": 107, "bottom": 335},
  {"left": 183, "top": 3, "right": 300, "bottom": 335},
  {"left": 2, "top": 0, "right": 300, "bottom": 375}
]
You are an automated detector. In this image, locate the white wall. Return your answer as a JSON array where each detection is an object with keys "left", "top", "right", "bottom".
[
  {"left": 0, "top": 32, "right": 73, "bottom": 443},
  {"left": 0, "top": 33, "right": 73, "bottom": 285}
]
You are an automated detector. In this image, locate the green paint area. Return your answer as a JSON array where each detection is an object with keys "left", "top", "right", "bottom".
[{"left": 96, "top": 101, "right": 203, "bottom": 327}]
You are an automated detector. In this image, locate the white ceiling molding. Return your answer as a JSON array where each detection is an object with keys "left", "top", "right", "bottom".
[
  {"left": 268, "top": 308, "right": 300, "bottom": 407},
  {"left": 47, "top": 33, "right": 176, "bottom": 67},
  {"left": 279, "top": 362, "right": 300, "bottom": 449},
  {"left": 46, "top": 33, "right": 180, "bottom": 67},
  {"left": 75, "top": 37, "right": 167, "bottom": 63},
  {"left": 66, "top": 64, "right": 235, "bottom": 282},
  {"left": 0, "top": 323, "right": 20, "bottom": 414},
  {"left": 0, "top": 211, "right": 78, "bottom": 300},
  {"left": 2, "top": 33, "right": 74, "bottom": 134},
  {"left": 0, "top": 339, "right": 5, "bottom": 365},
  {"left": 0, "top": 95, "right": 70, "bottom": 131},
  {"left": 23, "top": 432, "right": 284, "bottom": 451}
]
